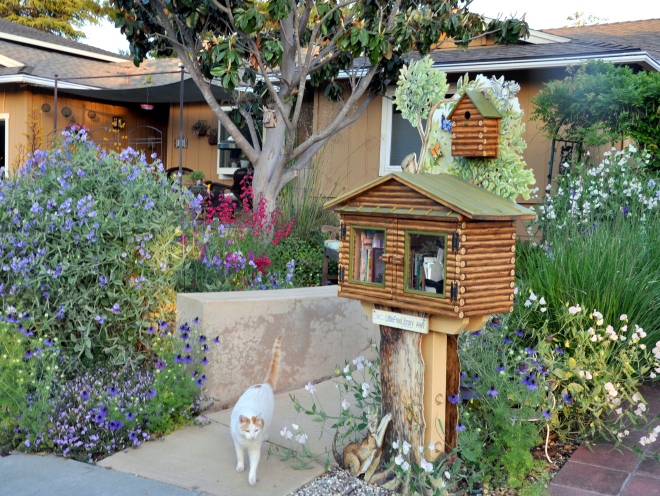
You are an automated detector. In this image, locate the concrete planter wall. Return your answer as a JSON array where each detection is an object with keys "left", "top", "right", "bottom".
[{"left": 177, "top": 286, "right": 379, "bottom": 409}]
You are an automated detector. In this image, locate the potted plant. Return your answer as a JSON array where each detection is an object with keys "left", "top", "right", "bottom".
[
  {"left": 189, "top": 170, "right": 206, "bottom": 195},
  {"left": 239, "top": 152, "right": 250, "bottom": 168}
]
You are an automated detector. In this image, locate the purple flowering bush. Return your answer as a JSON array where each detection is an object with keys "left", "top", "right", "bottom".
[
  {"left": 0, "top": 128, "right": 189, "bottom": 363},
  {"left": 457, "top": 315, "right": 551, "bottom": 490},
  {"left": 1, "top": 317, "right": 217, "bottom": 461}
]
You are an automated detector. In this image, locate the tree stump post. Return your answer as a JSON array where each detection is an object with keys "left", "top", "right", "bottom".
[{"left": 372, "top": 303, "right": 488, "bottom": 463}]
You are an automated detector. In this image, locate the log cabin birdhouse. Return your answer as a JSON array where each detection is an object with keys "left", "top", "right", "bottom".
[
  {"left": 447, "top": 89, "right": 501, "bottom": 158},
  {"left": 324, "top": 172, "right": 535, "bottom": 320}
]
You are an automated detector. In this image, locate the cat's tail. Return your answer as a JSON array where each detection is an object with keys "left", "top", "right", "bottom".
[{"left": 265, "top": 334, "right": 283, "bottom": 390}]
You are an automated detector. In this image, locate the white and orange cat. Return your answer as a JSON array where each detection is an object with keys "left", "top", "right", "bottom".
[{"left": 230, "top": 334, "right": 282, "bottom": 486}]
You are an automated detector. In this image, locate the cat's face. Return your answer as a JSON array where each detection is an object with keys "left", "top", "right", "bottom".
[{"left": 239, "top": 415, "right": 264, "bottom": 440}]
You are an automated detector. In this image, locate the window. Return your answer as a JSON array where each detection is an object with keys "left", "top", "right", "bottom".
[
  {"left": 404, "top": 231, "right": 447, "bottom": 297},
  {"left": 349, "top": 227, "right": 386, "bottom": 286},
  {"left": 216, "top": 108, "right": 260, "bottom": 177},
  {"left": 0, "top": 114, "right": 7, "bottom": 178},
  {"left": 379, "top": 85, "right": 455, "bottom": 176}
]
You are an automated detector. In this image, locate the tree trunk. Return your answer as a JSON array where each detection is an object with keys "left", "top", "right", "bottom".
[{"left": 379, "top": 307, "right": 426, "bottom": 467}]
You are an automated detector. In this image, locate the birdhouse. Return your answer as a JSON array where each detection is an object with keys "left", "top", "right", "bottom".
[
  {"left": 447, "top": 89, "right": 501, "bottom": 158},
  {"left": 323, "top": 172, "right": 535, "bottom": 320}
]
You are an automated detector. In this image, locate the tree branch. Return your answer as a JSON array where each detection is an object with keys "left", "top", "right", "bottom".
[{"left": 239, "top": 107, "right": 261, "bottom": 154}]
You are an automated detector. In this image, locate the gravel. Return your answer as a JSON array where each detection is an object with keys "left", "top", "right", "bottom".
[{"left": 287, "top": 468, "right": 402, "bottom": 496}]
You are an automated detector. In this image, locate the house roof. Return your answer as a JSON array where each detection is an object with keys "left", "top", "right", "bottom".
[
  {"left": 447, "top": 89, "right": 501, "bottom": 119},
  {"left": 544, "top": 19, "right": 660, "bottom": 63},
  {"left": 0, "top": 19, "right": 232, "bottom": 103},
  {"left": 0, "top": 19, "right": 128, "bottom": 63},
  {"left": 325, "top": 172, "right": 536, "bottom": 221}
]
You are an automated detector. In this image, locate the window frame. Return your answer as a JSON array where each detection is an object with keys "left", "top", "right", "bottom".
[{"left": 402, "top": 230, "right": 448, "bottom": 299}]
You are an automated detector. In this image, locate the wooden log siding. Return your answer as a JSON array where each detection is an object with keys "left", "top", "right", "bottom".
[
  {"left": 458, "top": 221, "right": 517, "bottom": 316},
  {"left": 344, "top": 181, "right": 446, "bottom": 211}
]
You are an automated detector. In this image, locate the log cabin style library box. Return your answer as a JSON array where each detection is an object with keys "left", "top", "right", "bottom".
[
  {"left": 447, "top": 89, "right": 501, "bottom": 158},
  {"left": 324, "top": 172, "right": 536, "bottom": 319}
]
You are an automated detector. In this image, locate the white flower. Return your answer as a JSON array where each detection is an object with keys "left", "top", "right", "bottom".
[
  {"left": 420, "top": 458, "right": 434, "bottom": 473},
  {"left": 651, "top": 372, "right": 657, "bottom": 379},
  {"left": 524, "top": 300, "right": 532, "bottom": 307},
  {"left": 541, "top": 307, "right": 547, "bottom": 313},
  {"left": 295, "top": 433, "right": 308, "bottom": 444},
  {"left": 620, "top": 314, "right": 628, "bottom": 321},
  {"left": 401, "top": 461, "right": 411, "bottom": 472},
  {"left": 356, "top": 362, "right": 364, "bottom": 371},
  {"left": 292, "top": 424, "right": 299, "bottom": 431},
  {"left": 345, "top": 375, "right": 352, "bottom": 381},
  {"left": 632, "top": 393, "right": 640, "bottom": 403},
  {"left": 305, "top": 382, "right": 316, "bottom": 394},
  {"left": 343, "top": 364, "right": 350, "bottom": 374},
  {"left": 402, "top": 440, "right": 411, "bottom": 455},
  {"left": 640, "top": 344, "right": 647, "bottom": 350},
  {"left": 539, "top": 297, "right": 546, "bottom": 305},
  {"left": 514, "top": 286, "right": 519, "bottom": 295},
  {"left": 568, "top": 305, "right": 581, "bottom": 315},
  {"left": 341, "top": 399, "right": 350, "bottom": 410},
  {"left": 428, "top": 442, "right": 436, "bottom": 451},
  {"left": 654, "top": 426, "right": 660, "bottom": 434},
  {"left": 394, "top": 454, "right": 404, "bottom": 466},
  {"left": 392, "top": 440, "right": 399, "bottom": 449},
  {"left": 445, "top": 471, "right": 452, "bottom": 479},
  {"left": 606, "top": 325, "right": 614, "bottom": 334},
  {"left": 529, "top": 292, "right": 537, "bottom": 301},
  {"left": 280, "top": 427, "right": 293, "bottom": 439},
  {"left": 615, "top": 408, "right": 623, "bottom": 415}
]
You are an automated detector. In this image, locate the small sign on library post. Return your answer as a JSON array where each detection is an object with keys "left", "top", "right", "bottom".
[{"left": 372, "top": 309, "right": 429, "bottom": 334}]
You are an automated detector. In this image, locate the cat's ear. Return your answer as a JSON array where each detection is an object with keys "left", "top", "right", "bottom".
[
  {"left": 252, "top": 415, "right": 265, "bottom": 428},
  {"left": 239, "top": 415, "right": 250, "bottom": 425}
]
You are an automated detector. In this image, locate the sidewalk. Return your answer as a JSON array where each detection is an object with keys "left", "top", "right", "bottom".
[
  {"left": 1, "top": 379, "right": 340, "bottom": 496},
  {"left": 549, "top": 382, "right": 660, "bottom": 496}
]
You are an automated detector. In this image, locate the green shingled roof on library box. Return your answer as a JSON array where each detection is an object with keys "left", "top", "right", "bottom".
[
  {"left": 447, "top": 89, "right": 502, "bottom": 120},
  {"left": 324, "top": 172, "right": 536, "bottom": 221}
]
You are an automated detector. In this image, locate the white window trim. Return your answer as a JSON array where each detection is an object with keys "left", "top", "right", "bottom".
[
  {"left": 379, "top": 87, "right": 400, "bottom": 176},
  {"left": 216, "top": 106, "right": 239, "bottom": 177},
  {"left": 0, "top": 113, "right": 8, "bottom": 178},
  {"left": 379, "top": 84, "right": 457, "bottom": 176}
]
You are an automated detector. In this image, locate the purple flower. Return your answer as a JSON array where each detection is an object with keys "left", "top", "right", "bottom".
[
  {"left": 514, "top": 329, "right": 524, "bottom": 337},
  {"left": 542, "top": 410, "right": 551, "bottom": 420},
  {"left": 496, "top": 364, "right": 506, "bottom": 373},
  {"left": 487, "top": 387, "right": 499, "bottom": 397},
  {"left": 623, "top": 206, "right": 629, "bottom": 217},
  {"left": 111, "top": 303, "right": 121, "bottom": 315},
  {"left": 525, "top": 347, "right": 536, "bottom": 355},
  {"left": 181, "top": 332, "right": 190, "bottom": 341},
  {"left": 554, "top": 347, "right": 564, "bottom": 355},
  {"left": 24, "top": 350, "right": 33, "bottom": 359},
  {"left": 146, "top": 326, "right": 156, "bottom": 334},
  {"left": 213, "top": 336, "right": 220, "bottom": 344},
  {"left": 563, "top": 394, "right": 573, "bottom": 404},
  {"left": 108, "top": 386, "right": 118, "bottom": 396},
  {"left": 109, "top": 420, "right": 124, "bottom": 431},
  {"left": 201, "top": 357, "right": 208, "bottom": 365},
  {"left": 99, "top": 275, "right": 108, "bottom": 287},
  {"left": 195, "top": 377, "right": 204, "bottom": 387},
  {"left": 125, "top": 412, "right": 134, "bottom": 421},
  {"left": 448, "top": 394, "right": 460, "bottom": 404},
  {"left": 184, "top": 355, "right": 193, "bottom": 364},
  {"left": 25, "top": 439, "right": 31, "bottom": 448},
  {"left": 81, "top": 391, "right": 90, "bottom": 400},
  {"left": 502, "top": 336, "right": 512, "bottom": 344},
  {"left": 473, "top": 331, "right": 482, "bottom": 336},
  {"left": 44, "top": 339, "right": 53, "bottom": 347},
  {"left": 192, "top": 317, "right": 199, "bottom": 325},
  {"left": 198, "top": 335, "right": 207, "bottom": 343},
  {"left": 456, "top": 424, "right": 466, "bottom": 431},
  {"left": 460, "top": 372, "right": 467, "bottom": 380},
  {"left": 201, "top": 344, "right": 209, "bottom": 352},
  {"left": 128, "top": 431, "right": 138, "bottom": 441},
  {"left": 174, "top": 354, "right": 183, "bottom": 363},
  {"left": 183, "top": 344, "right": 192, "bottom": 352},
  {"left": 155, "top": 359, "right": 166, "bottom": 370},
  {"left": 147, "top": 389, "right": 157, "bottom": 399},
  {"left": 95, "top": 315, "right": 105, "bottom": 325}
]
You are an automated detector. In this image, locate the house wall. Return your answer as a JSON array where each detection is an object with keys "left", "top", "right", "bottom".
[
  {"left": 166, "top": 101, "right": 227, "bottom": 184},
  {"left": 1, "top": 85, "right": 169, "bottom": 172},
  {"left": 312, "top": 88, "right": 383, "bottom": 198}
]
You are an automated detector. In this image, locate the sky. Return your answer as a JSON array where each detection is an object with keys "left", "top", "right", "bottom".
[{"left": 81, "top": 0, "right": 660, "bottom": 55}]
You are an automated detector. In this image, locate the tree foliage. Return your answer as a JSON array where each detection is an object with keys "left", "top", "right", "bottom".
[
  {"left": 111, "top": 0, "right": 527, "bottom": 215},
  {"left": 0, "top": 0, "right": 110, "bottom": 41},
  {"left": 532, "top": 60, "right": 660, "bottom": 167}
]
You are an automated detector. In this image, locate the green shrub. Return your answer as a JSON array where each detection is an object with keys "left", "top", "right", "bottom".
[{"left": 0, "top": 127, "right": 188, "bottom": 365}]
